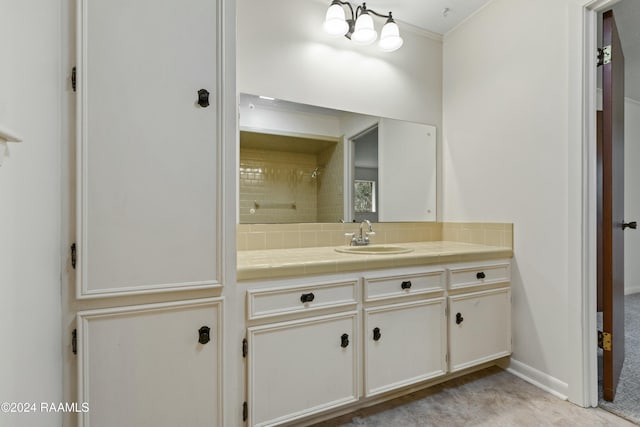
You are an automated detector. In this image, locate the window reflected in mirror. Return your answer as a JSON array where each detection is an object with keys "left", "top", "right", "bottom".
[{"left": 354, "top": 180, "right": 376, "bottom": 213}]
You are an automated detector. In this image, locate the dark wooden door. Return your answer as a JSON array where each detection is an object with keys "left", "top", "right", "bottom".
[{"left": 601, "top": 9, "right": 625, "bottom": 402}]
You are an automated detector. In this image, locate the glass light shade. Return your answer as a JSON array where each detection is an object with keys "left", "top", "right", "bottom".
[
  {"left": 323, "top": 4, "right": 349, "bottom": 37},
  {"left": 379, "top": 21, "right": 403, "bottom": 52},
  {"left": 351, "top": 13, "right": 377, "bottom": 45}
]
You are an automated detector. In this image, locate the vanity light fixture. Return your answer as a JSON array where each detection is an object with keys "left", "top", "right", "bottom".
[{"left": 323, "top": 1, "right": 404, "bottom": 52}]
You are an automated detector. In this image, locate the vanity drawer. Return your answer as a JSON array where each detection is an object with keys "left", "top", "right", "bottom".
[
  {"left": 364, "top": 270, "right": 445, "bottom": 302},
  {"left": 247, "top": 280, "right": 358, "bottom": 320},
  {"left": 448, "top": 262, "right": 511, "bottom": 290}
]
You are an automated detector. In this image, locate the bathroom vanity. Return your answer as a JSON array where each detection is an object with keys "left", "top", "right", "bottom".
[{"left": 238, "top": 239, "right": 512, "bottom": 426}]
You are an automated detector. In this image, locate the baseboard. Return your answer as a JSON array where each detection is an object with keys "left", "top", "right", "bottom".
[
  {"left": 625, "top": 286, "right": 640, "bottom": 295},
  {"left": 497, "top": 358, "right": 569, "bottom": 400}
]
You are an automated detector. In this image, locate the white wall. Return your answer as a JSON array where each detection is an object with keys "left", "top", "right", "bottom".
[
  {"left": 443, "top": 0, "right": 573, "bottom": 394},
  {"left": 625, "top": 98, "right": 640, "bottom": 294},
  {"left": 0, "top": 1, "right": 63, "bottom": 426}
]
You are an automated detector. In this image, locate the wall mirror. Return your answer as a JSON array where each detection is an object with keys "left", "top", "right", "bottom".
[{"left": 239, "top": 93, "right": 437, "bottom": 224}]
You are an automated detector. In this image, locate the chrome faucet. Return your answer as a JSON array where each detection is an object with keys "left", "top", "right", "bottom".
[{"left": 346, "top": 220, "right": 376, "bottom": 246}]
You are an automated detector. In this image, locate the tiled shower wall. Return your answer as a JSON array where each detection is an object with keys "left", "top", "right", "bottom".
[
  {"left": 240, "top": 148, "right": 318, "bottom": 223},
  {"left": 317, "top": 141, "right": 344, "bottom": 223},
  {"left": 239, "top": 144, "right": 344, "bottom": 223}
]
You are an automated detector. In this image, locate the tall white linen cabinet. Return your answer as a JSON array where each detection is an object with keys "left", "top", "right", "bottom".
[{"left": 64, "top": 0, "right": 237, "bottom": 426}]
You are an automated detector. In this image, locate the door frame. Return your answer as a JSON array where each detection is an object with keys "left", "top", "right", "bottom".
[{"left": 570, "top": 0, "right": 624, "bottom": 408}]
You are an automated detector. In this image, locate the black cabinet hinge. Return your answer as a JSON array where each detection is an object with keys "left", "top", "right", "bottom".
[
  {"left": 71, "top": 66, "right": 77, "bottom": 92},
  {"left": 242, "top": 338, "right": 248, "bottom": 358},
  {"left": 72, "top": 329, "right": 77, "bottom": 355},
  {"left": 71, "top": 243, "right": 77, "bottom": 269},
  {"left": 242, "top": 401, "right": 248, "bottom": 422}
]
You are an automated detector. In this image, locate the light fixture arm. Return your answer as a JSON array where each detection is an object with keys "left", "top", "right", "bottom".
[
  {"left": 331, "top": 0, "right": 355, "bottom": 20},
  {"left": 356, "top": 3, "right": 392, "bottom": 20}
]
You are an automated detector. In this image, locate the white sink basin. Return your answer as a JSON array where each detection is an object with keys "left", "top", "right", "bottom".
[{"left": 334, "top": 245, "right": 414, "bottom": 255}]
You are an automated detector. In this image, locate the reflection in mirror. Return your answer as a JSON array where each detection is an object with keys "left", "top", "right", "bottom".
[
  {"left": 239, "top": 94, "right": 436, "bottom": 223},
  {"left": 352, "top": 125, "right": 378, "bottom": 223}
]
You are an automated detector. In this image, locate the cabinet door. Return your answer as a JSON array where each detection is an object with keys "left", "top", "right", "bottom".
[
  {"left": 364, "top": 298, "right": 446, "bottom": 397},
  {"left": 247, "top": 312, "right": 358, "bottom": 427},
  {"left": 76, "top": 0, "right": 221, "bottom": 298},
  {"left": 449, "top": 287, "right": 511, "bottom": 372},
  {"left": 77, "top": 298, "right": 223, "bottom": 427}
]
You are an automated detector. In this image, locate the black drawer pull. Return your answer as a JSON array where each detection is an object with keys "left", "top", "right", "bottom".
[
  {"left": 401, "top": 280, "right": 412, "bottom": 290},
  {"left": 456, "top": 313, "right": 464, "bottom": 325},
  {"left": 198, "top": 326, "right": 211, "bottom": 344},
  {"left": 300, "top": 292, "right": 315, "bottom": 303},
  {"left": 341, "top": 333, "right": 350, "bottom": 348},
  {"left": 373, "top": 327, "right": 381, "bottom": 341},
  {"left": 476, "top": 272, "right": 486, "bottom": 280}
]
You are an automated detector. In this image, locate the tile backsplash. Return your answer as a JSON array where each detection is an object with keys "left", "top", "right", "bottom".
[
  {"left": 237, "top": 222, "right": 513, "bottom": 251},
  {"left": 442, "top": 222, "right": 513, "bottom": 249}
]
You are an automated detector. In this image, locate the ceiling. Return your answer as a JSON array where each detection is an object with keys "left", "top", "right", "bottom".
[
  {"left": 315, "top": 0, "right": 493, "bottom": 36},
  {"left": 612, "top": 0, "right": 640, "bottom": 102},
  {"left": 240, "top": 131, "right": 337, "bottom": 154},
  {"left": 363, "top": 0, "right": 493, "bottom": 35}
]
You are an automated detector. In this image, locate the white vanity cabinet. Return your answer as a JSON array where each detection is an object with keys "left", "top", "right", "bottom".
[
  {"left": 243, "top": 260, "right": 511, "bottom": 426},
  {"left": 246, "top": 280, "right": 359, "bottom": 427},
  {"left": 77, "top": 298, "right": 223, "bottom": 427},
  {"left": 363, "top": 270, "right": 447, "bottom": 397},
  {"left": 447, "top": 262, "right": 512, "bottom": 372}
]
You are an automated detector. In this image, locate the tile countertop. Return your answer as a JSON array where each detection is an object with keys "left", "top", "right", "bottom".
[{"left": 237, "top": 241, "right": 513, "bottom": 281}]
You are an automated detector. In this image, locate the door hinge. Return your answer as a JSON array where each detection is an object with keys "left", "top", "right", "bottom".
[
  {"left": 242, "top": 338, "right": 248, "bottom": 358},
  {"left": 242, "top": 401, "right": 248, "bottom": 422},
  {"left": 597, "top": 45, "right": 611, "bottom": 67},
  {"left": 445, "top": 353, "right": 449, "bottom": 363},
  {"left": 71, "top": 243, "right": 77, "bottom": 269},
  {"left": 71, "top": 66, "right": 77, "bottom": 92},
  {"left": 598, "top": 330, "right": 612, "bottom": 351},
  {"left": 72, "top": 329, "right": 77, "bottom": 355}
]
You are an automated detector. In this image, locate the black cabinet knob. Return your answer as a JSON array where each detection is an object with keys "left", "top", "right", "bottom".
[
  {"left": 373, "top": 327, "right": 381, "bottom": 341},
  {"left": 456, "top": 313, "right": 464, "bottom": 325},
  {"left": 401, "top": 280, "right": 412, "bottom": 290},
  {"left": 623, "top": 221, "right": 637, "bottom": 230},
  {"left": 476, "top": 272, "right": 486, "bottom": 280},
  {"left": 198, "top": 326, "right": 211, "bottom": 344},
  {"left": 197, "top": 89, "right": 210, "bottom": 108},
  {"left": 300, "top": 292, "right": 315, "bottom": 303},
  {"left": 341, "top": 333, "right": 350, "bottom": 348}
]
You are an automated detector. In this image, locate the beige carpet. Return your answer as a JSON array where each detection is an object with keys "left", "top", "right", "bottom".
[
  {"left": 599, "top": 293, "right": 640, "bottom": 423},
  {"left": 312, "top": 367, "right": 636, "bottom": 427}
]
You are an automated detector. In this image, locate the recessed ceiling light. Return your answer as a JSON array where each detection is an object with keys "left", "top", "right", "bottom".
[{"left": 259, "top": 96, "right": 275, "bottom": 101}]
